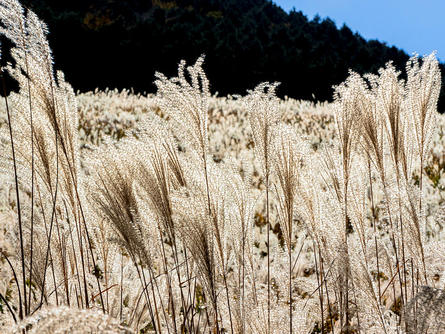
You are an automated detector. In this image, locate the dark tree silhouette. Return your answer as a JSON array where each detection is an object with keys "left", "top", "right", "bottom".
[{"left": 13, "top": 0, "right": 445, "bottom": 111}]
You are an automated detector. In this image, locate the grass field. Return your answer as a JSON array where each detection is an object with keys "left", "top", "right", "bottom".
[{"left": 1, "top": 0, "right": 445, "bottom": 333}]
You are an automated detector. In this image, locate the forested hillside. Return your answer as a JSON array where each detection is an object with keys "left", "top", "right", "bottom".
[{"left": 11, "top": 0, "right": 445, "bottom": 110}]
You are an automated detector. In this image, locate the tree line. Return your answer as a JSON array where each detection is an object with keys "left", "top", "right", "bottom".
[{"left": 11, "top": 0, "right": 445, "bottom": 111}]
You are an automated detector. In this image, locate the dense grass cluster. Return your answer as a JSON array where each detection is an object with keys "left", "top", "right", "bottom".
[{"left": 1, "top": 1, "right": 445, "bottom": 333}]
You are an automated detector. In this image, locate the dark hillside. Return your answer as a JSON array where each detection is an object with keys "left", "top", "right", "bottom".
[{"left": 11, "top": 0, "right": 445, "bottom": 111}]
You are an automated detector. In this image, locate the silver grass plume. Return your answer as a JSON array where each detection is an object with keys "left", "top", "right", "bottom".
[
  {"left": 407, "top": 53, "right": 441, "bottom": 167},
  {"left": 245, "top": 82, "right": 280, "bottom": 180},
  {"left": 90, "top": 145, "right": 153, "bottom": 271},
  {"left": 272, "top": 123, "right": 306, "bottom": 334},
  {"left": 172, "top": 186, "right": 219, "bottom": 318},
  {"left": 154, "top": 56, "right": 210, "bottom": 167},
  {"left": 245, "top": 81, "right": 279, "bottom": 334},
  {"left": 0, "top": 0, "right": 101, "bottom": 316},
  {"left": 273, "top": 124, "right": 306, "bottom": 254},
  {"left": 7, "top": 306, "right": 133, "bottom": 334},
  {"left": 223, "top": 158, "right": 256, "bottom": 333},
  {"left": 333, "top": 70, "right": 363, "bottom": 331},
  {"left": 89, "top": 143, "right": 163, "bottom": 331},
  {"left": 407, "top": 53, "right": 441, "bottom": 282}
]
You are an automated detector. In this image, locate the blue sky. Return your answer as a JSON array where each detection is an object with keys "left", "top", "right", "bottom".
[{"left": 273, "top": 0, "right": 444, "bottom": 61}]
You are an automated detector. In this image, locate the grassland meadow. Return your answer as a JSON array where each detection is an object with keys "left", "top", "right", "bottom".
[{"left": 0, "top": 0, "right": 445, "bottom": 333}]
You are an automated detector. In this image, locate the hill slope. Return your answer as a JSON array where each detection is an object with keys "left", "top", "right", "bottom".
[{"left": 12, "top": 0, "right": 445, "bottom": 110}]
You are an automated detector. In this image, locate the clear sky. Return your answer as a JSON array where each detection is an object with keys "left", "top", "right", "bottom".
[{"left": 273, "top": 0, "right": 444, "bottom": 61}]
